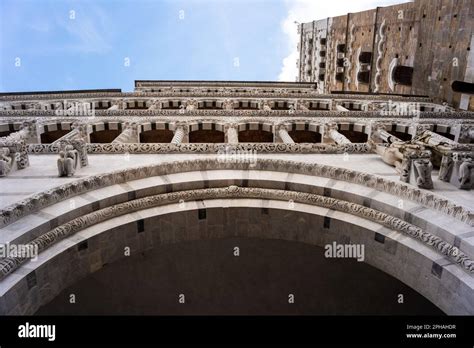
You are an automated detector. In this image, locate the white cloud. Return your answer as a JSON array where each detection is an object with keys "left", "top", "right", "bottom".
[
  {"left": 278, "top": 0, "right": 412, "bottom": 81},
  {"left": 56, "top": 4, "right": 112, "bottom": 54}
]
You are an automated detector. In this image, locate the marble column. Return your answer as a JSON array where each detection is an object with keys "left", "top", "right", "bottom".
[
  {"left": 327, "top": 126, "right": 352, "bottom": 145},
  {"left": 335, "top": 104, "right": 349, "bottom": 112},
  {"left": 278, "top": 127, "right": 295, "bottom": 144},
  {"left": 227, "top": 125, "right": 239, "bottom": 144},
  {"left": 375, "top": 129, "right": 402, "bottom": 144},
  {"left": 112, "top": 123, "right": 139, "bottom": 144},
  {"left": 171, "top": 126, "right": 185, "bottom": 144}
]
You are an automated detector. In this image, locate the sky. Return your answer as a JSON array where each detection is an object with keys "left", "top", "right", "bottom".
[{"left": 0, "top": 0, "right": 408, "bottom": 92}]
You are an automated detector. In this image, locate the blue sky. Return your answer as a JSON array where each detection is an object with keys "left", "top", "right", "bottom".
[{"left": 0, "top": 0, "right": 407, "bottom": 92}]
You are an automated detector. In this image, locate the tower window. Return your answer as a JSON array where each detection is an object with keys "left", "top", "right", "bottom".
[{"left": 392, "top": 65, "right": 414, "bottom": 86}]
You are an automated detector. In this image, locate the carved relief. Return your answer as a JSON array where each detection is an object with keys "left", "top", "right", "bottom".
[{"left": 0, "top": 185, "right": 472, "bottom": 280}]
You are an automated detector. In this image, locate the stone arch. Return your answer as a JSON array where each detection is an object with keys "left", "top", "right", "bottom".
[
  {"left": 383, "top": 123, "right": 413, "bottom": 141},
  {"left": 0, "top": 160, "right": 472, "bottom": 315},
  {"left": 38, "top": 122, "right": 73, "bottom": 144},
  {"left": 188, "top": 121, "right": 226, "bottom": 143},
  {"left": 237, "top": 122, "right": 274, "bottom": 142},
  {"left": 139, "top": 122, "right": 174, "bottom": 143},
  {"left": 197, "top": 100, "right": 224, "bottom": 110},
  {"left": 0, "top": 122, "right": 22, "bottom": 138},
  {"left": 89, "top": 121, "right": 123, "bottom": 143},
  {"left": 125, "top": 100, "right": 150, "bottom": 110},
  {"left": 392, "top": 65, "right": 414, "bottom": 86},
  {"left": 336, "top": 122, "right": 369, "bottom": 142},
  {"left": 284, "top": 121, "right": 323, "bottom": 143},
  {"left": 92, "top": 100, "right": 113, "bottom": 110},
  {"left": 28, "top": 203, "right": 446, "bottom": 315}
]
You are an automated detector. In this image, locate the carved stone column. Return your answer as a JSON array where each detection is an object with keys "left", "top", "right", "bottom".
[
  {"left": 226, "top": 124, "right": 239, "bottom": 144},
  {"left": 171, "top": 125, "right": 186, "bottom": 144},
  {"left": 373, "top": 125, "right": 402, "bottom": 144},
  {"left": 108, "top": 99, "right": 123, "bottom": 110},
  {"left": 335, "top": 104, "right": 349, "bottom": 112},
  {"left": 112, "top": 123, "right": 139, "bottom": 144},
  {"left": 325, "top": 124, "right": 351, "bottom": 144},
  {"left": 277, "top": 125, "right": 295, "bottom": 144},
  {"left": 52, "top": 128, "right": 80, "bottom": 144}
]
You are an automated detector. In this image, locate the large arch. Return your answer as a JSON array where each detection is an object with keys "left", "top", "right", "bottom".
[
  {"left": 0, "top": 160, "right": 473, "bottom": 315},
  {"left": 36, "top": 225, "right": 443, "bottom": 315}
]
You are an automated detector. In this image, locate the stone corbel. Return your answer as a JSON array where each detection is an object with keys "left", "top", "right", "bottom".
[{"left": 400, "top": 150, "right": 433, "bottom": 189}]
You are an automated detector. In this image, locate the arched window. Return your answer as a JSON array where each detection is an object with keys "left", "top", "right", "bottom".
[{"left": 392, "top": 66, "right": 414, "bottom": 86}]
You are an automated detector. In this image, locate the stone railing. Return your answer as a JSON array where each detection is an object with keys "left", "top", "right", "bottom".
[{"left": 0, "top": 158, "right": 472, "bottom": 229}]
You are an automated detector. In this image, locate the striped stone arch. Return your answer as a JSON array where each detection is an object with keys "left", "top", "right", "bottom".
[
  {"left": 237, "top": 121, "right": 274, "bottom": 143},
  {"left": 425, "top": 124, "right": 457, "bottom": 141},
  {"left": 89, "top": 121, "right": 125, "bottom": 143},
  {"left": 382, "top": 123, "right": 414, "bottom": 141},
  {"left": 284, "top": 120, "right": 323, "bottom": 143},
  {"left": 269, "top": 100, "right": 295, "bottom": 110},
  {"left": 339, "top": 100, "right": 369, "bottom": 111},
  {"left": 306, "top": 99, "right": 331, "bottom": 110},
  {"left": 188, "top": 121, "right": 226, "bottom": 143},
  {"left": 139, "top": 121, "right": 175, "bottom": 143},
  {"left": 37, "top": 121, "right": 74, "bottom": 144},
  {"left": 92, "top": 100, "right": 113, "bottom": 110},
  {"left": 125, "top": 99, "right": 151, "bottom": 110},
  {"left": 0, "top": 122, "right": 23, "bottom": 138},
  {"left": 335, "top": 121, "right": 370, "bottom": 143},
  {"left": 0, "top": 103, "right": 32, "bottom": 111},
  {"left": 197, "top": 100, "right": 224, "bottom": 109},
  {"left": 161, "top": 100, "right": 184, "bottom": 109},
  {"left": 233, "top": 99, "right": 260, "bottom": 110}
]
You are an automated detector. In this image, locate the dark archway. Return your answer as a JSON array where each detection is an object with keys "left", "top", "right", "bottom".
[
  {"left": 36, "top": 238, "right": 443, "bottom": 315},
  {"left": 40, "top": 130, "right": 70, "bottom": 144},
  {"left": 339, "top": 130, "right": 368, "bottom": 143},
  {"left": 387, "top": 130, "right": 412, "bottom": 141},
  {"left": 189, "top": 130, "right": 225, "bottom": 143},
  {"left": 289, "top": 130, "right": 322, "bottom": 143},
  {"left": 140, "top": 129, "right": 174, "bottom": 143},
  {"left": 392, "top": 66, "right": 414, "bottom": 86},
  {"left": 90, "top": 130, "right": 121, "bottom": 143},
  {"left": 238, "top": 130, "right": 273, "bottom": 142}
]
